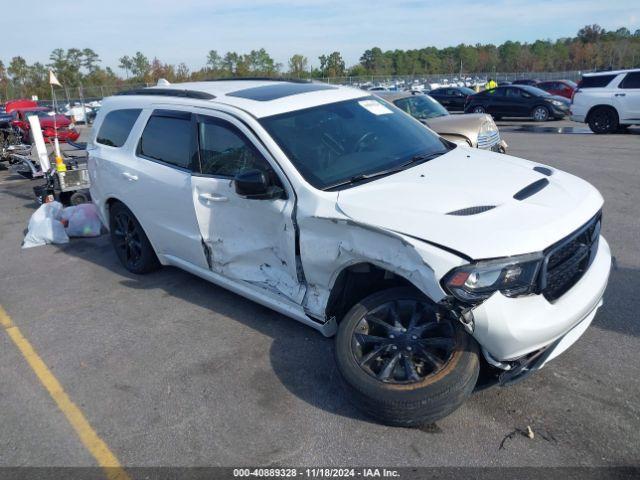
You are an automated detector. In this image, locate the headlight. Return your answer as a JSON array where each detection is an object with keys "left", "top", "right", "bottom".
[
  {"left": 478, "top": 118, "right": 498, "bottom": 136},
  {"left": 550, "top": 100, "right": 563, "bottom": 107},
  {"left": 442, "top": 253, "right": 543, "bottom": 303}
]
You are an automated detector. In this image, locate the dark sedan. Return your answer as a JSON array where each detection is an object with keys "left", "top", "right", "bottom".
[
  {"left": 428, "top": 86, "right": 476, "bottom": 111},
  {"left": 464, "top": 85, "right": 569, "bottom": 121}
]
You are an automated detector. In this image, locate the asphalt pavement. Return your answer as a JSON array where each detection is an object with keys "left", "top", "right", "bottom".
[{"left": 0, "top": 120, "right": 638, "bottom": 469}]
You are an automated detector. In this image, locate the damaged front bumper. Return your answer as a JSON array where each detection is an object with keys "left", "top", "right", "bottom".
[
  {"left": 490, "top": 139, "right": 508, "bottom": 153},
  {"left": 488, "top": 297, "right": 602, "bottom": 386},
  {"left": 470, "top": 236, "right": 611, "bottom": 373}
]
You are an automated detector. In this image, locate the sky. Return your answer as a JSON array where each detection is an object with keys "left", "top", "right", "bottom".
[{"left": 7, "top": 0, "right": 638, "bottom": 72}]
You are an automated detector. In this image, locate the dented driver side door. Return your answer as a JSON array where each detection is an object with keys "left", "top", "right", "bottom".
[{"left": 190, "top": 112, "right": 304, "bottom": 303}]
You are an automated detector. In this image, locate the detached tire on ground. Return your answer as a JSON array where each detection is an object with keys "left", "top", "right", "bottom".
[
  {"left": 109, "top": 202, "right": 160, "bottom": 274},
  {"left": 335, "top": 287, "right": 479, "bottom": 427}
]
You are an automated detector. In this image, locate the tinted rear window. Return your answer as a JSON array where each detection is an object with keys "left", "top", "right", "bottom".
[
  {"left": 579, "top": 75, "right": 616, "bottom": 88},
  {"left": 138, "top": 115, "right": 192, "bottom": 169},
  {"left": 96, "top": 109, "right": 141, "bottom": 147}
]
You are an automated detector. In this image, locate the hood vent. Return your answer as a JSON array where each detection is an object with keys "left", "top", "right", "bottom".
[
  {"left": 514, "top": 178, "right": 549, "bottom": 200},
  {"left": 447, "top": 205, "right": 496, "bottom": 216},
  {"left": 533, "top": 166, "right": 553, "bottom": 176}
]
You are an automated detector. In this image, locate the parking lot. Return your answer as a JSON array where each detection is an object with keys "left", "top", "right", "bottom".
[{"left": 0, "top": 120, "right": 639, "bottom": 469}]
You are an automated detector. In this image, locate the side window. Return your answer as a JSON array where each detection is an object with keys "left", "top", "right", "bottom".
[
  {"left": 138, "top": 113, "right": 193, "bottom": 169},
  {"left": 96, "top": 109, "right": 142, "bottom": 147},
  {"left": 579, "top": 74, "right": 616, "bottom": 88},
  {"left": 620, "top": 72, "right": 640, "bottom": 89},
  {"left": 506, "top": 88, "right": 520, "bottom": 98},
  {"left": 197, "top": 119, "right": 271, "bottom": 177},
  {"left": 393, "top": 98, "right": 411, "bottom": 115}
]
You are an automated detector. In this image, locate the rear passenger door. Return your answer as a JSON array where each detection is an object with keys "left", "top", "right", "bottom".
[
  {"left": 127, "top": 109, "right": 206, "bottom": 267},
  {"left": 189, "top": 111, "right": 303, "bottom": 303},
  {"left": 485, "top": 87, "right": 507, "bottom": 115},
  {"left": 506, "top": 87, "right": 532, "bottom": 116},
  {"left": 617, "top": 71, "right": 640, "bottom": 122}
]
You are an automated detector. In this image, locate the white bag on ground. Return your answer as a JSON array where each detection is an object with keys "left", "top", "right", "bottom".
[
  {"left": 61, "top": 203, "right": 103, "bottom": 237},
  {"left": 22, "top": 201, "right": 69, "bottom": 248}
]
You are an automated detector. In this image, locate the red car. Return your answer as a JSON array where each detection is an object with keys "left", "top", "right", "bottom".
[
  {"left": 4, "top": 98, "right": 38, "bottom": 113},
  {"left": 536, "top": 80, "right": 577, "bottom": 99},
  {"left": 12, "top": 107, "right": 80, "bottom": 143}
]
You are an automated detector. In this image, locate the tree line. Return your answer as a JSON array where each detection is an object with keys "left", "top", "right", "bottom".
[{"left": 1, "top": 24, "right": 639, "bottom": 101}]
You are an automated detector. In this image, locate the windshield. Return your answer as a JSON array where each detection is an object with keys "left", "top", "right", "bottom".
[
  {"left": 260, "top": 96, "right": 449, "bottom": 190},
  {"left": 459, "top": 87, "right": 476, "bottom": 96},
  {"left": 393, "top": 95, "right": 449, "bottom": 120},
  {"left": 520, "top": 85, "right": 551, "bottom": 97}
]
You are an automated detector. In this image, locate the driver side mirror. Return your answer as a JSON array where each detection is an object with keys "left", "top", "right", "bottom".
[{"left": 234, "top": 169, "right": 284, "bottom": 200}]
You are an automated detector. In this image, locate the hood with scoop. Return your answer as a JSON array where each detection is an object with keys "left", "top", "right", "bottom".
[{"left": 336, "top": 147, "right": 603, "bottom": 260}]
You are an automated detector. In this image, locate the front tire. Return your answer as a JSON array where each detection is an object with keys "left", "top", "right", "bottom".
[
  {"left": 109, "top": 202, "right": 160, "bottom": 274},
  {"left": 335, "top": 287, "right": 479, "bottom": 427},
  {"left": 471, "top": 105, "right": 486, "bottom": 114},
  {"left": 532, "top": 105, "right": 550, "bottom": 122},
  {"left": 588, "top": 107, "right": 619, "bottom": 134}
]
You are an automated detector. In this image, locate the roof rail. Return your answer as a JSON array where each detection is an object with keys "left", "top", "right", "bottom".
[
  {"left": 203, "top": 76, "right": 312, "bottom": 84},
  {"left": 116, "top": 88, "right": 215, "bottom": 100}
]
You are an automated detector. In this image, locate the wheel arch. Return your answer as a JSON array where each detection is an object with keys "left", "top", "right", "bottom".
[
  {"left": 104, "top": 197, "right": 163, "bottom": 260},
  {"left": 585, "top": 104, "right": 619, "bottom": 123},
  {"left": 324, "top": 261, "right": 435, "bottom": 324}
]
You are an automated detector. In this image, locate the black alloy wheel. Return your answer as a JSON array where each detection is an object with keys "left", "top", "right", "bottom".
[
  {"left": 351, "top": 299, "right": 456, "bottom": 384},
  {"left": 109, "top": 202, "right": 160, "bottom": 274},
  {"left": 588, "top": 107, "right": 619, "bottom": 134}
]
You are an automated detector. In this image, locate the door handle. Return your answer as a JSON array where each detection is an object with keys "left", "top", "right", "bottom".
[
  {"left": 199, "top": 192, "right": 228, "bottom": 203},
  {"left": 122, "top": 172, "right": 138, "bottom": 181},
  {"left": 615, "top": 93, "right": 626, "bottom": 97}
]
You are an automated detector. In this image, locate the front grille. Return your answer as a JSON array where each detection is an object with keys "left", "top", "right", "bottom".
[
  {"left": 477, "top": 131, "right": 500, "bottom": 149},
  {"left": 540, "top": 212, "right": 601, "bottom": 302}
]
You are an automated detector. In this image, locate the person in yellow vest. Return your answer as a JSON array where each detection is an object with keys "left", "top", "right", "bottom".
[{"left": 485, "top": 78, "right": 498, "bottom": 90}]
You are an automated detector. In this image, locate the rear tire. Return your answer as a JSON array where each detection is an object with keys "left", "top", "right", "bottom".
[
  {"left": 109, "top": 202, "right": 160, "bottom": 274},
  {"left": 588, "top": 107, "right": 619, "bottom": 134},
  {"left": 335, "top": 287, "right": 479, "bottom": 427}
]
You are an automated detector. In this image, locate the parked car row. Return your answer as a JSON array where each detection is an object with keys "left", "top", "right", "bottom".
[
  {"left": 0, "top": 98, "right": 80, "bottom": 144},
  {"left": 85, "top": 78, "right": 610, "bottom": 427}
]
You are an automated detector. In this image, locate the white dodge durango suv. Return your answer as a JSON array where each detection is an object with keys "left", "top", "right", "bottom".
[{"left": 88, "top": 79, "right": 611, "bottom": 426}]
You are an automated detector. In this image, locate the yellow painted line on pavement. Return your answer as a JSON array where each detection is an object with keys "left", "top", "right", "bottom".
[{"left": 0, "top": 305, "right": 130, "bottom": 480}]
